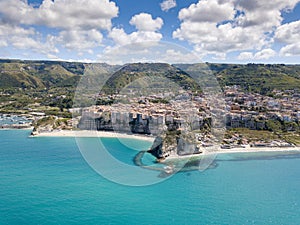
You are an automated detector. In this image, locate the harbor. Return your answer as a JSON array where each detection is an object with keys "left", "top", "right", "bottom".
[{"left": 0, "top": 114, "right": 33, "bottom": 129}]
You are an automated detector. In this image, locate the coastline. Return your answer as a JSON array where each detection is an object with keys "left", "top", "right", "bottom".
[
  {"left": 164, "top": 146, "right": 300, "bottom": 161},
  {"left": 29, "top": 129, "right": 300, "bottom": 159},
  {"left": 31, "top": 129, "right": 155, "bottom": 142},
  {"left": 0, "top": 126, "right": 34, "bottom": 131}
]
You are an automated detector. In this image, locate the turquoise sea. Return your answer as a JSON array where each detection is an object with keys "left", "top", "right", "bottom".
[{"left": 1, "top": 129, "right": 300, "bottom": 225}]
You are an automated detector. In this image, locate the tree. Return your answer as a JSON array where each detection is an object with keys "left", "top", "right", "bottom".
[{"left": 266, "top": 120, "right": 282, "bottom": 132}]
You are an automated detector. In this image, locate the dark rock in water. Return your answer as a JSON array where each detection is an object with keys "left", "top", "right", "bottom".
[
  {"left": 147, "top": 136, "right": 164, "bottom": 159},
  {"left": 147, "top": 131, "right": 201, "bottom": 160}
]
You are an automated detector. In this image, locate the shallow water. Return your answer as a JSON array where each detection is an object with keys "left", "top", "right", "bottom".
[{"left": 1, "top": 129, "right": 300, "bottom": 224}]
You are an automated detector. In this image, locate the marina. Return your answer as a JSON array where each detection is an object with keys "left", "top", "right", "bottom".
[{"left": 0, "top": 114, "right": 32, "bottom": 129}]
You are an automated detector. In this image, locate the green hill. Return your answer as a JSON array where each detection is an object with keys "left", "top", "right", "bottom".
[
  {"left": 103, "top": 63, "right": 202, "bottom": 94},
  {"left": 175, "top": 63, "right": 300, "bottom": 94},
  {"left": 0, "top": 60, "right": 118, "bottom": 89},
  {"left": 213, "top": 63, "right": 300, "bottom": 94},
  {"left": 0, "top": 60, "right": 81, "bottom": 88},
  {"left": 0, "top": 71, "right": 45, "bottom": 88},
  {"left": 0, "top": 59, "right": 299, "bottom": 96}
]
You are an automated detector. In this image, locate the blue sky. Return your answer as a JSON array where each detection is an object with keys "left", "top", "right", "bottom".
[{"left": 0, "top": 0, "right": 299, "bottom": 64}]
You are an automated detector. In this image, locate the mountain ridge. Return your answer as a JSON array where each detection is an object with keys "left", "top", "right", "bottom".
[{"left": 0, "top": 59, "right": 299, "bottom": 95}]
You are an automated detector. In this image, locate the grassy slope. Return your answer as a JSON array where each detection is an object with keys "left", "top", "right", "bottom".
[
  {"left": 0, "top": 61, "right": 83, "bottom": 88},
  {"left": 214, "top": 64, "right": 300, "bottom": 94},
  {"left": 0, "top": 62, "right": 45, "bottom": 88},
  {"left": 0, "top": 60, "right": 299, "bottom": 95},
  {"left": 103, "top": 63, "right": 202, "bottom": 94}
]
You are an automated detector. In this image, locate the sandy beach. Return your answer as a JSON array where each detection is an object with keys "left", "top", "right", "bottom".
[
  {"left": 211, "top": 146, "right": 300, "bottom": 155},
  {"left": 32, "top": 129, "right": 155, "bottom": 142},
  {"left": 165, "top": 145, "right": 300, "bottom": 161},
  {"left": 32, "top": 129, "right": 300, "bottom": 159}
]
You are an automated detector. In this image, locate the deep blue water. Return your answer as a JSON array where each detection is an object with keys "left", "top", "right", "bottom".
[{"left": 1, "top": 129, "right": 300, "bottom": 225}]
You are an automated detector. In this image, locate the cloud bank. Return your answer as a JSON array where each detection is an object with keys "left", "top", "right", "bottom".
[{"left": 0, "top": 0, "right": 299, "bottom": 62}]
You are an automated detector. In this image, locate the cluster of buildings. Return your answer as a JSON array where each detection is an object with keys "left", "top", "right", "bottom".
[
  {"left": 77, "top": 93, "right": 217, "bottom": 135},
  {"left": 79, "top": 86, "right": 299, "bottom": 132},
  {"left": 76, "top": 85, "right": 299, "bottom": 152},
  {"left": 225, "top": 86, "right": 300, "bottom": 131}
]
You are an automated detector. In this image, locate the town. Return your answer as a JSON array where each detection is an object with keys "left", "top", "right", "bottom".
[
  {"left": 3, "top": 83, "right": 299, "bottom": 156},
  {"left": 1, "top": 60, "right": 299, "bottom": 159},
  {"left": 35, "top": 85, "right": 298, "bottom": 158}
]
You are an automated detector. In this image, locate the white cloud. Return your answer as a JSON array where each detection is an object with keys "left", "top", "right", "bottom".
[
  {"left": 0, "top": 40, "right": 7, "bottom": 47},
  {"left": 155, "top": 49, "right": 199, "bottom": 63},
  {"left": 0, "top": 0, "right": 118, "bottom": 55},
  {"left": 238, "top": 49, "right": 276, "bottom": 60},
  {"left": 173, "top": 0, "right": 300, "bottom": 59},
  {"left": 233, "top": 0, "right": 298, "bottom": 30},
  {"left": 0, "top": 22, "right": 35, "bottom": 37},
  {"left": 275, "top": 20, "right": 300, "bottom": 56},
  {"left": 56, "top": 29, "right": 103, "bottom": 51},
  {"left": 237, "top": 52, "right": 254, "bottom": 60},
  {"left": 254, "top": 48, "right": 276, "bottom": 59},
  {"left": 160, "top": 0, "right": 177, "bottom": 12},
  {"left": 0, "top": 22, "right": 58, "bottom": 55},
  {"left": 212, "top": 52, "right": 227, "bottom": 60},
  {"left": 12, "top": 35, "right": 58, "bottom": 55},
  {"left": 0, "top": 0, "right": 118, "bottom": 30},
  {"left": 178, "top": 0, "right": 235, "bottom": 23},
  {"left": 104, "top": 13, "right": 164, "bottom": 64},
  {"left": 109, "top": 28, "right": 163, "bottom": 46},
  {"left": 0, "top": 0, "right": 299, "bottom": 62},
  {"left": 129, "top": 13, "right": 163, "bottom": 32},
  {"left": 109, "top": 13, "right": 163, "bottom": 46},
  {"left": 98, "top": 43, "right": 200, "bottom": 64},
  {"left": 275, "top": 20, "right": 300, "bottom": 44},
  {"left": 99, "top": 45, "right": 150, "bottom": 64},
  {"left": 279, "top": 43, "right": 300, "bottom": 56}
]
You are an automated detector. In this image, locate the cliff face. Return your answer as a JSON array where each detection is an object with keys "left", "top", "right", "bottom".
[
  {"left": 147, "top": 136, "right": 164, "bottom": 159},
  {"left": 78, "top": 111, "right": 203, "bottom": 158},
  {"left": 78, "top": 112, "right": 161, "bottom": 134},
  {"left": 147, "top": 131, "right": 202, "bottom": 159},
  {"left": 129, "top": 114, "right": 151, "bottom": 134}
]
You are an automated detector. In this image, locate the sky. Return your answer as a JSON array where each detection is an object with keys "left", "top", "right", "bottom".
[{"left": 0, "top": 0, "right": 299, "bottom": 64}]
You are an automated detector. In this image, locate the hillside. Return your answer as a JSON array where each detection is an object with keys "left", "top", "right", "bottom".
[
  {"left": 0, "top": 60, "right": 117, "bottom": 89},
  {"left": 0, "top": 59, "right": 299, "bottom": 95},
  {"left": 103, "top": 63, "right": 202, "bottom": 94},
  {"left": 168, "top": 63, "right": 300, "bottom": 95},
  {"left": 212, "top": 63, "right": 300, "bottom": 94},
  {"left": 0, "top": 71, "right": 45, "bottom": 88}
]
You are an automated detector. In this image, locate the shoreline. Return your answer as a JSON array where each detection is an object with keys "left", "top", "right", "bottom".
[
  {"left": 164, "top": 146, "right": 300, "bottom": 161},
  {"left": 26, "top": 129, "right": 300, "bottom": 159},
  {"left": 0, "top": 126, "right": 34, "bottom": 130},
  {"left": 31, "top": 129, "right": 155, "bottom": 142}
]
